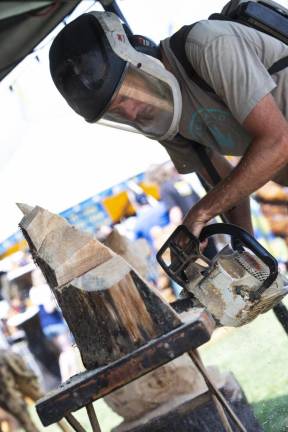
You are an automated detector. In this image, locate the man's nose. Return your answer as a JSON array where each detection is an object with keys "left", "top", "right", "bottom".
[
  {"left": 122, "top": 99, "right": 138, "bottom": 121},
  {"left": 125, "top": 110, "right": 137, "bottom": 121}
]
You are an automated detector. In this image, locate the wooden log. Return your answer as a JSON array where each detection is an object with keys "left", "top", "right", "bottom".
[
  {"left": 103, "top": 229, "right": 230, "bottom": 429},
  {"left": 102, "top": 232, "right": 218, "bottom": 424},
  {"left": 111, "top": 374, "right": 263, "bottom": 432},
  {"left": 104, "top": 355, "right": 225, "bottom": 422},
  {"left": 18, "top": 204, "right": 181, "bottom": 369},
  {"left": 104, "top": 229, "right": 150, "bottom": 280}
]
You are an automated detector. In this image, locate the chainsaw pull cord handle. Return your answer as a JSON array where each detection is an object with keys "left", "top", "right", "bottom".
[{"left": 199, "top": 223, "right": 278, "bottom": 299}]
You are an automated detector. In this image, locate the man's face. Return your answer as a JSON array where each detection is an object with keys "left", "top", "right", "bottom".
[
  {"left": 103, "top": 64, "right": 174, "bottom": 138},
  {"left": 108, "top": 94, "right": 154, "bottom": 124}
]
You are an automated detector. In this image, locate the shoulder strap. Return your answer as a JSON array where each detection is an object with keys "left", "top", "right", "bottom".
[
  {"left": 268, "top": 56, "right": 288, "bottom": 74},
  {"left": 169, "top": 24, "right": 215, "bottom": 94},
  {"left": 169, "top": 21, "right": 288, "bottom": 95},
  {"left": 175, "top": 134, "right": 222, "bottom": 186},
  {"left": 170, "top": 28, "right": 222, "bottom": 186}
]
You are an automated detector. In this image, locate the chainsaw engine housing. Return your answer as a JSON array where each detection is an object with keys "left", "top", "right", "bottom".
[{"left": 185, "top": 245, "right": 288, "bottom": 327}]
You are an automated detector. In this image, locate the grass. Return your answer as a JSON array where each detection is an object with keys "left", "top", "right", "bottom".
[
  {"left": 199, "top": 298, "right": 288, "bottom": 431},
  {"left": 22, "top": 299, "right": 288, "bottom": 431}
]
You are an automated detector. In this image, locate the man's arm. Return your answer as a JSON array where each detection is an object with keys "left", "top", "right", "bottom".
[
  {"left": 183, "top": 93, "right": 288, "bottom": 236},
  {"left": 197, "top": 151, "right": 253, "bottom": 234}
]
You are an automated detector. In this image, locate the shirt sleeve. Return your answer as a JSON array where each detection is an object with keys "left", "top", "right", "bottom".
[{"left": 185, "top": 27, "right": 276, "bottom": 123}]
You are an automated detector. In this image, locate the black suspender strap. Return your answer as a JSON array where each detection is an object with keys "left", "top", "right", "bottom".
[
  {"left": 176, "top": 134, "right": 222, "bottom": 186},
  {"left": 268, "top": 55, "right": 288, "bottom": 74},
  {"left": 169, "top": 25, "right": 215, "bottom": 94}
]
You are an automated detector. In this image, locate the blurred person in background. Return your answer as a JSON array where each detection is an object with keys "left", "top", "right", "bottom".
[
  {"left": 29, "top": 269, "right": 78, "bottom": 382},
  {"left": 148, "top": 162, "right": 200, "bottom": 227},
  {"left": 147, "top": 163, "right": 217, "bottom": 296},
  {"left": 147, "top": 162, "right": 217, "bottom": 256},
  {"left": 131, "top": 191, "right": 169, "bottom": 251},
  {"left": 128, "top": 189, "right": 170, "bottom": 287}
]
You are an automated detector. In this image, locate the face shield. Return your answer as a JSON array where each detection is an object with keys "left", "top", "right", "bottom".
[
  {"left": 90, "top": 11, "right": 182, "bottom": 141},
  {"left": 49, "top": 11, "right": 182, "bottom": 141},
  {"left": 103, "top": 63, "right": 175, "bottom": 139}
]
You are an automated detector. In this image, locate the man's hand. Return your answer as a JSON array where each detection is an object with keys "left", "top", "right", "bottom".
[{"left": 182, "top": 206, "right": 208, "bottom": 237}]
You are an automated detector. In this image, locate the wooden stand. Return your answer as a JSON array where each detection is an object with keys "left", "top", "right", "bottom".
[{"left": 36, "top": 310, "right": 214, "bottom": 429}]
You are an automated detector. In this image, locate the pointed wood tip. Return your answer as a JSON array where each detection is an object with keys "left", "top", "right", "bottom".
[{"left": 16, "top": 203, "right": 34, "bottom": 216}]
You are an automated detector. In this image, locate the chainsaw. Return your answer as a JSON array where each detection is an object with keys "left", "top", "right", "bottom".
[{"left": 157, "top": 223, "right": 288, "bottom": 327}]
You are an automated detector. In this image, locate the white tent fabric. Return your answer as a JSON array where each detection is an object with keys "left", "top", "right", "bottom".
[{"left": 0, "top": 101, "right": 169, "bottom": 243}]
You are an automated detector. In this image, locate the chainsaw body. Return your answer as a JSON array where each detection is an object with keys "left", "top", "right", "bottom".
[{"left": 157, "top": 223, "right": 288, "bottom": 326}]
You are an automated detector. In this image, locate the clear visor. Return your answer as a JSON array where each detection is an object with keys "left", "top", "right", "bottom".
[{"left": 103, "top": 63, "right": 174, "bottom": 139}]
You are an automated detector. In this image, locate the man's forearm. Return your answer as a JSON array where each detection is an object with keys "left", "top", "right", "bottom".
[
  {"left": 198, "top": 134, "right": 288, "bottom": 216},
  {"left": 184, "top": 134, "right": 288, "bottom": 236},
  {"left": 197, "top": 152, "right": 253, "bottom": 233},
  {"left": 224, "top": 198, "right": 253, "bottom": 234}
]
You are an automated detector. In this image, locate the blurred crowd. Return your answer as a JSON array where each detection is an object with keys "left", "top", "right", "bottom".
[{"left": 0, "top": 268, "right": 79, "bottom": 389}]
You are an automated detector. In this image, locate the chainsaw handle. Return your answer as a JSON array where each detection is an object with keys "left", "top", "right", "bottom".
[
  {"left": 156, "top": 225, "right": 200, "bottom": 287},
  {"left": 199, "top": 223, "right": 278, "bottom": 298}
]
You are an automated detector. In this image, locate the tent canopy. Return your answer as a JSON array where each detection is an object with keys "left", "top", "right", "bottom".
[{"left": 0, "top": 1, "right": 82, "bottom": 82}]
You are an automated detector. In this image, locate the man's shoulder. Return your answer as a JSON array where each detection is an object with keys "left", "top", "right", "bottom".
[
  {"left": 186, "top": 19, "right": 244, "bottom": 47},
  {"left": 162, "top": 20, "right": 239, "bottom": 51}
]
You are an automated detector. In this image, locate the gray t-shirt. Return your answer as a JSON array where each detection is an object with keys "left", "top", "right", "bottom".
[{"left": 160, "top": 20, "right": 288, "bottom": 173}]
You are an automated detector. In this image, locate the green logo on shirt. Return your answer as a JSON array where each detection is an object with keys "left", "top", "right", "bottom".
[{"left": 188, "top": 108, "right": 248, "bottom": 154}]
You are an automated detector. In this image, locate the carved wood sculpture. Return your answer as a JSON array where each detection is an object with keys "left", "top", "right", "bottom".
[
  {"left": 19, "top": 209, "right": 252, "bottom": 431},
  {"left": 0, "top": 349, "right": 41, "bottom": 432},
  {"left": 0, "top": 349, "right": 69, "bottom": 432},
  {"left": 18, "top": 204, "right": 181, "bottom": 370}
]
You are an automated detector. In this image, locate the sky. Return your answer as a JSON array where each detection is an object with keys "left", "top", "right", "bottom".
[{"left": 1, "top": 0, "right": 288, "bottom": 244}]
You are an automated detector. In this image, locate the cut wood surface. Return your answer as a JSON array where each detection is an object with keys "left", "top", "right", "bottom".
[
  {"left": 19, "top": 205, "right": 113, "bottom": 288},
  {"left": 104, "top": 230, "right": 150, "bottom": 280},
  {"left": 18, "top": 204, "right": 181, "bottom": 369}
]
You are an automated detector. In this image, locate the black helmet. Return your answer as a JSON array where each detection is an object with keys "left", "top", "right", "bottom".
[{"left": 49, "top": 13, "right": 127, "bottom": 122}]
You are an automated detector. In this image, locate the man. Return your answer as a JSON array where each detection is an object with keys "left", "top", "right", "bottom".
[{"left": 48, "top": 6, "right": 288, "bottom": 239}]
